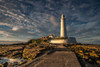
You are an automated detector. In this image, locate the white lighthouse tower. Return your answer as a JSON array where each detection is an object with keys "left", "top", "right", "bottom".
[
  {"left": 60, "top": 14, "right": 67, "bottom": 37},
  {"left": 50, "top": 14, "right": 67, "bottom": 44}
]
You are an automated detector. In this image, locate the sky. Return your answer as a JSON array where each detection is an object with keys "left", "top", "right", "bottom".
[{"left": 0, "top": 0, "right": 100, "bottom": 44}]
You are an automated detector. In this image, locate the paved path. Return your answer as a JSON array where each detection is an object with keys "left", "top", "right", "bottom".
[{"left": 27, "top": 51, "right": 81, "bottom": 67}]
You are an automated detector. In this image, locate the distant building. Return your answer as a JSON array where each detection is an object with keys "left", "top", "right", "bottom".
[
  {"left": 39, "top": 34, "right": 55, "bottom": 40},
  {"left": 48, "top": 34, "right": 55, "bottom": 38},
  {"left": 67, "top": 37, "right": 77, "bottom": 44}
]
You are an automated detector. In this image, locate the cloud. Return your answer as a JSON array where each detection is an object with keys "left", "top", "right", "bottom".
[
  {"left": 49, "top": 16, "right": 58, "bottom": 27},
  {"left": 12, "top": 26, "right": 19, "bottom": 31},
  {"left": 0, "top": 22, "right": 12, "bottom": 27},
  {"left": 0, "top": 30, "right": 11, "bottom": 37},
  {"left": 79, "top": 4, "right": 89, "bottom": 8},
  {"left": 0, "top": 4, "right": 30, "bottom": 25},
  {"left": 0, "top": 0, "right": 2, "bottom": 2}
]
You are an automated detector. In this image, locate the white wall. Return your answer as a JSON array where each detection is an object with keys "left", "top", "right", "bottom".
[{"left": 50, "top": 39, "right": 67, "bottom": 44}]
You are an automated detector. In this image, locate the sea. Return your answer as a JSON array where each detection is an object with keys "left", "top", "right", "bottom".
[{"left": 0, "top": 57, "right": 23, "bottom": 64}]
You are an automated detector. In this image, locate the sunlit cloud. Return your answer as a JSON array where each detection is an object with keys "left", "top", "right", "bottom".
[{"left": 12, "top": 26, "right": 19, "bottom": 31}]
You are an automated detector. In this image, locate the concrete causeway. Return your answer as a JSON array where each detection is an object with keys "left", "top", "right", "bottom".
[
  {"left": 26, "top": 51, "right": 81, "bottom": 67},
  {"left": 23, "top": 45, "right": 81, "bottom": 67}
]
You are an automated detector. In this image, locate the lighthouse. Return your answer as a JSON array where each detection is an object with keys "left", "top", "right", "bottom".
[
  {"left": 50, "top": 14, "right": 77, "bottom": 44},
  {"left": 60, "top": 14, "right": 67, "bottom": 37},
  {"left": 50, "top": 14, "right": 67, "bottom": 44}
]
